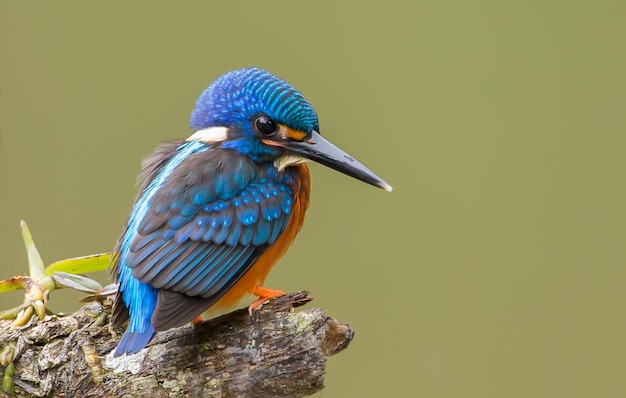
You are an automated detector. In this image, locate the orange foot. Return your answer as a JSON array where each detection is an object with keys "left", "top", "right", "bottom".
[
  {"left": 191, "top": 315, "right": 204, "bottom": 327},
  {"left": 248, "top": 285, "right": 285, "bottom": 314}
]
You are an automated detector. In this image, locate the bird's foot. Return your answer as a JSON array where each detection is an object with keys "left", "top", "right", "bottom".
[
  {"left": 191, "top": 315, "right": 204, "bottom": 327},
  {"left": 248, "top": 285, "right": 285, "bottom": 314}
]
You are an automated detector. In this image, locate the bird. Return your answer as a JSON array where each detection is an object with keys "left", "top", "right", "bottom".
[{"left": 110, "top": 68, "right": 392, "bottom": 356}]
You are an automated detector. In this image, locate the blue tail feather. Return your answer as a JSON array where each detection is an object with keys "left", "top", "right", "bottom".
[{"left": 113, "top": 326, "right": 155, "bottom": 357}]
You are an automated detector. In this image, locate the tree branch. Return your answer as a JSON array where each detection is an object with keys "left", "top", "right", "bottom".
[{"left": 0, "top": 291, "right": 354, "bottom": 397}]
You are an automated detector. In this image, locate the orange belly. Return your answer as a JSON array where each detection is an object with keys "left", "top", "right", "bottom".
[{"left": 206, "top": 164, "right": 311, "bottom": 314}]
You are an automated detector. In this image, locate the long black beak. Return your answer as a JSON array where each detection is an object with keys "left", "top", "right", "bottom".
[{"left": 284, "top": 131, "right": 392, "bottom": 192}]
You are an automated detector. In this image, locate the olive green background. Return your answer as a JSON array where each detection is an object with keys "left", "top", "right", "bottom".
[{"left": 1, "top": 1, "right": 625, "bottom": 397}]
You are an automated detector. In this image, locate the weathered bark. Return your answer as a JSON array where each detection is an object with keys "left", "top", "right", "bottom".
[{"left": 0, "top": 292, "right": 354, "bottom": 397}]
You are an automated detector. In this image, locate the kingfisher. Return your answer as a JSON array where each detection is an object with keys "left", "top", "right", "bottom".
[{"left": 110, "top": 68, "right": 392, "bottom": 356}]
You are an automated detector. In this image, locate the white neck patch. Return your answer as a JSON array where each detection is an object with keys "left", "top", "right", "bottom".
[
  {"left": 274, "top": 155, "right": 308, "bottom": 171},
  {"left": 186, "top": 127, "right": 229, "bottom": 143}
]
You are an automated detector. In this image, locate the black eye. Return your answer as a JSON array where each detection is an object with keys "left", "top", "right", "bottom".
[{"left": 254, "top": 115, "right": 278, "bottom": 136}]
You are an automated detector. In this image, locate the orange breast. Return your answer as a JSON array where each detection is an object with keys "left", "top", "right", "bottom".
[{"left": 207, "top": 163, "right": 311, "bottom": 313}]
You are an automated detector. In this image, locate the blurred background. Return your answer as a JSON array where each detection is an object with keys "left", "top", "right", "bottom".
[{"left": 1, "top": 1, "right": 625, "bottom": 397}]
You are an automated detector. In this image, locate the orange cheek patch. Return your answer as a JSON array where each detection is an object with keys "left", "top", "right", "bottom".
[{"left": 284, "top": 127, "right": 307, "bottom": 141}]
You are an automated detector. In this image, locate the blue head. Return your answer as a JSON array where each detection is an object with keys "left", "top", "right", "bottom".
[
  {"left": 189, "top": 68, "right": 317, "bottom": 159},
  {"left": 191, "top": 68, "right": 318, "bottom": 133},
  {"left": 188, "top": 68, "right": 392, "bottom": 191}
]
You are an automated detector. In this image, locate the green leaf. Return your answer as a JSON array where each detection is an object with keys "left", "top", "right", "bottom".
[
  {"left": 2, "top": 362, "right": 15, "bottom": 393},
  {"left": 52, "top": 272, "right": 103, "bottom": 293},
  {"left": 77, "top": 283, "right": 118, "bottom": 303},
  {"left": 0, "top": 276, "right": 29, "bottom": 294},
  {"left": 98, "top": 283, "right": 118, "bottom": 297},
  {"left": 45, "top": 252, "right": 112, "bottom": 276},
  {"left": 0, "top": 304, "right": 29, "bottom": 320},
  {"left": 20, "top": 220, "right": 45, "bottom": 281}
]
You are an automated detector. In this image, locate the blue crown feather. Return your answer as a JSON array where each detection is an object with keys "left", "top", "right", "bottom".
[{"left": 190, "top": 68, "right": 319, "bottom": 134}]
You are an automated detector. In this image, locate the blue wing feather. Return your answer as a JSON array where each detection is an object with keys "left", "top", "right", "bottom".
[
  {"left": 116, "top": 144, "right": 294, "bottom": 336},
  {"left": 131, "top": 177, "right": 293, "bottom": 291},
  {"left": 167, "top": 246, "right": 226, "bottom": 291},
  {"left": 112, "top": 142, "right": 297, "bottom": 355},
  {"left": 160, "top": 245, "right": 226, "bottom": 289}
]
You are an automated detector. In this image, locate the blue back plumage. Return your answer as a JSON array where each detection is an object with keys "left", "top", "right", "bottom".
[
  {"left": 114, "top": 141, "right": 210, "bottom": 355},
  {"left": 190, "top": 68, "right": 319, "bottom": 134}
]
